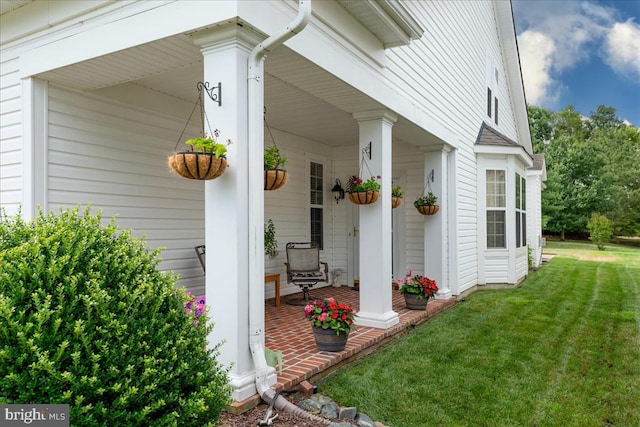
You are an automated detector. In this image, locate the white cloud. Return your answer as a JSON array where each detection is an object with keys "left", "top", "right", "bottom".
[
  {"left": 514, "top": 1, "right": 613, "bottom": 70},
  {"left": 604, "top": 19, "right": 640, "bottom": 81},
  {"left": 513, "top": 0, "right": 639, "bottom": 107},
  {"left": 517, "top": 30, "right": 559, "bottom": 105}
]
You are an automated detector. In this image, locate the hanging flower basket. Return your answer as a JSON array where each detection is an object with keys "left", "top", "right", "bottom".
[
  {"left": 264, "top": 119, "right": 288, "bottom": 191},
  {"left": 264, "top": 169, "right": 288, "bottom": 190},
  {"left": 168, "top": 152, "right": 227, "bottom": 180},
  {"left": 346, "top": 175, "right": 381, "bottom": 205},
  {"left": 391, "top": 186, "right": 404, "bottom": 209},
  {"left": 416, "top": 204, "right": 439, "bottom": 215},
  {"left": 348, "top": 190, "right": 380, "bottom": 205},
  {"left": 414, "top": 191, "right": 439, "bottom": 215},
  {"left": 168, "top": 84, "right": 231, "bottom": 181}
]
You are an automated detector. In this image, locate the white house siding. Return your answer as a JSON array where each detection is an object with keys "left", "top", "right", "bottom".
[
  {"left": 383, "top": 0, "right": 518, "bottom": 142},
  {"left": 485, "top": 251, "right": 509, "bottom": 283},
  {"left": 516, "top": 247, "right": 529, "bottom": 280},
  {"left": 0, "top": 55, "right": 22, "bottom": 218},
  {"left": 393, "top": 144, "right": 427, "bottom": 275},
  {"left": 46, "top": 85, "right": 207, "bottom": 293},
  {"left": 455, "top": 141, "right": 481, "bottom": 293},
  {"left": 379, "top": 1, "right": 519, "bottom": 292}
]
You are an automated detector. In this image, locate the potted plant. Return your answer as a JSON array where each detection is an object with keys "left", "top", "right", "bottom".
[
  {"left": 168, "top": 129, "right": 231, "bottom": 180},
  {"left": 413, "top": 191, "right": 439, "bottom": 215},
  {"left": 346, "top": 175, "right": 381, "bottom": 205},
  {"left": 304, "top": 297, "right": 357, "bottom": 352},
  {"left": 264, "top": 219, "right": 278, "bottom": 257},
  {"left": 264, "top": 145, "right": 288, "bottom": 190},
  {"left": 391, "top": 185, "right": 404, "bottom": 209},
  {"left": 395, "top": 270, "right": 438, "bottom": 310}
]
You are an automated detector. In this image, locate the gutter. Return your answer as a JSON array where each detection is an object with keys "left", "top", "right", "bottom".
[{"left": 246, "top": 1, "right": 328, "bottom": 423}]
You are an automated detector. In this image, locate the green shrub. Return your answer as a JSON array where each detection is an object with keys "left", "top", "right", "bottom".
[
  {"left": 587, "top": 213, "right": 613, "bottom": 250},
  {"left": 0, "top": 207, "right": 231, "bottom": 426}
]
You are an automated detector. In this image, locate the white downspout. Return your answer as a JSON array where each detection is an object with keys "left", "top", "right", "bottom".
[{"left": 247, "top": 1, "right": 326, "bottom": 421}]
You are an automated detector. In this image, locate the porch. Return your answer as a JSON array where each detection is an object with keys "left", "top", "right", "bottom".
[{"left": 263, "top": 285, "right": 456, "bottom": 392}]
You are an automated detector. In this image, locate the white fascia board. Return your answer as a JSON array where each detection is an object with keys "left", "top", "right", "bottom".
[
  {"left": 475, "top": 144, "right": 533, "bottom": 167},
  {"left": 18, "top": 1, "right": 238, "bottom": 78}
]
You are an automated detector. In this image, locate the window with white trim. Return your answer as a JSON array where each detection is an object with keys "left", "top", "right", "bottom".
[
  {"left": 516, "top": 173, "right": 526, "bottom": 248},
  {"left": 486, "top": 169, "right": 506, "bottom": 248},
  {"left": 310, "top": 162, "right": 323, "bottom": 249}
]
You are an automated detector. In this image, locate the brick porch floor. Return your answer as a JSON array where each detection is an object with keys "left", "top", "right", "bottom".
[{"left": 264, "top": 285, "right": 456, "bottom": 392}]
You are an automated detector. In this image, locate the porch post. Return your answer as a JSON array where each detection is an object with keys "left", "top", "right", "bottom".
[
  {"left": 353, "top": 110, "right": 399, "bottom": 329},
  {"left": 423, "top": 146, "right": 453, "bottom": 299},
  {"left": 192, "top": 24, "right": 273, "bottom": 402}
]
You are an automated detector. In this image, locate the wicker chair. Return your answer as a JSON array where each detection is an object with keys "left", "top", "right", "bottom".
[{"left": 285, "top": 242, "right": 328, "bottom": 304}]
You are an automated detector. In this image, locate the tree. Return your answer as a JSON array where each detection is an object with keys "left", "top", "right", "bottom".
[
  {"left": 587, "top": 213, "right": 613, "bottom": 250},
  {"left": 527, "top": 105, "right": 554, "bottom": 154},
  {"left": 600, "top": 125, "right": 640, "bottom": 235},
  {"left": 531, "top": 104, "right": 639, "bottom": 238}
]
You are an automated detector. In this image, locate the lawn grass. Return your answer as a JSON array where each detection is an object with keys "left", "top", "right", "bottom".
[{"left": 319, "top": 241, "right": 640, "bottom": 426}]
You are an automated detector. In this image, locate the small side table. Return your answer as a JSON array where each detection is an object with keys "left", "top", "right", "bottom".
[{"left": 264, "top": 273, "right": 281, "bottom": 307}]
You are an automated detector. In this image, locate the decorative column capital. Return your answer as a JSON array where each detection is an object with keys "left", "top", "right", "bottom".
[
  {"left": 352, "top": 109, "right": 398, "bottom": 125},
  {"left": 420, "top": 144, "right": 452, "bottom": 154},
  {"left": 191, "top": 20, "right": 266, "bottom": 53}
]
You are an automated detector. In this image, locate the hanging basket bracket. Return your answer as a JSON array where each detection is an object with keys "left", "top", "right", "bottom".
[
  {"left": 363, "top": 141, "right": 372, "bottom": 160},
  {"left": 197, "top": 81, "right": 222, "bottom": 107}
]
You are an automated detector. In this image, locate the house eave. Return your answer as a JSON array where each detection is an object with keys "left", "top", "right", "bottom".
[
  {"left": 0, "top": 0, "right": 34, "bottom": 15},
  {"left": 338, "top": 0, "right": 424, "bottom": 48}
]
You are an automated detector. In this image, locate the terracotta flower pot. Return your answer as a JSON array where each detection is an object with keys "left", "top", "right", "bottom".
[
  {"left": 416, "top": 205, "right": 440, "bottom": 215},
  {"left": 348, "top": 190, "right": 380, "bottom": 205},
  {"left": 264, "top": 169, "right": 288, "bottom": 190},
  {"left": 168, "top": 152, "right": 227, "bottom": 180},
  {"left": 391, "top": 196, "right": 403, "bottom": 209},
  {"left": 312, "top": 326, "right": 349, "bottom": 352}
]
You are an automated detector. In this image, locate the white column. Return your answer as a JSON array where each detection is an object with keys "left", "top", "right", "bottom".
[
  {"left": 352, "top": 110, "right": 399, "bottom": 329},
  {"left": 192, "top": 24, "right": 272, "bottom": 402},
  {"left": 21, "top": 77, "right": 48, "bottom": 219},
  {"left": 423, "top": 146, "right": 453, "bottom": 299}
]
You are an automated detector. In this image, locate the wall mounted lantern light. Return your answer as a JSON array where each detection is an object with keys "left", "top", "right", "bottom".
[{"left": 331, "top": 179, "right": 345, "bottom": 204}]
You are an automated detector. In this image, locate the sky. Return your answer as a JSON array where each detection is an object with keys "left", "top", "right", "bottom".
[{"left": 512, "top": 0, "right": 640, "bottom": 126}]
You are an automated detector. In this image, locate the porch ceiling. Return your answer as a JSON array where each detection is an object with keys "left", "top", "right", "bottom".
[
  {"left": 0, "top": 0, "right": 33, "bottom": 15},
  {"left": 35, "top": 33, "right": 429, "bottom": 148}
]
